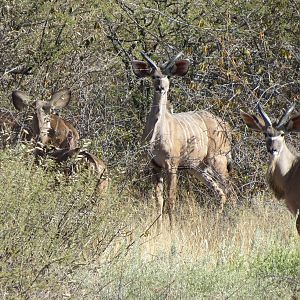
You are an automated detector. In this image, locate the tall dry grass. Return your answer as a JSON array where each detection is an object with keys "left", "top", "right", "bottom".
[
  {"left": 71, "top": 198, "right": 300, "bottom": 299},
  {"left": 0, "top": 147, "right": 299, "bottom": 299},
  {"left": 138, "top": 199, "right": 294, "bottom": 262}
]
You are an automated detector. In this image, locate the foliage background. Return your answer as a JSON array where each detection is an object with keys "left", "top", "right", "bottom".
[{"left": 1, "top": 0, "right": 299, "bottom": 194}]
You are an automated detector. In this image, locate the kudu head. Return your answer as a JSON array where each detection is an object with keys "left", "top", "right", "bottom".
[
  {"left": 241, "top": 104, "right": 300, "bottom": 156},
  {"left": 11, "top": 88, "right": 73, "bottom": 147},
  {"left": 132, "top": 52, "right": 190, "bottom": 95}
]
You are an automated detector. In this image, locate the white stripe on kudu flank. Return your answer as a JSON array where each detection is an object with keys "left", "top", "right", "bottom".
[
  {"left": 183, "top": 114, "right": 199, "bottom": 152},
  {"left": 173, "top": 114, "right": 188, "bottom": 150}
]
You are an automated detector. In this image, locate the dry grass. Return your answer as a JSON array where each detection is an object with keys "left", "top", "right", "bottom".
[
  {"left": 138, "top": 200, "right": 295, "bottom": 263},
  {"left": 0, "top": 148, "right": 300, "bottom": 299},
  {"left": 72, "top": 194, "right": 300, "bottom": 299}
]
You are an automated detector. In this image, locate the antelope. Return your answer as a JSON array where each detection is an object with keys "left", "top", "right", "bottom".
[
  {"left": 11, "top": 88, "right": 108, "bottom": 192},
  {"left": 241, "top": 104, "right": 300, "bottom": 235},
  {"left": 132, "top": 52, "right": 233, "bottom": 230},
  {"left": 12, "top": 89, "right": 79, "bottom": 155}
]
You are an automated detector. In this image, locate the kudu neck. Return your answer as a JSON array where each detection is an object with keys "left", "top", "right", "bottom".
[
  {"left": 150, "top": 91, "right": 170, "bottom": 115},
  {"left": 36, "top": 111, "right": 51, "bottom": 144},
  {"left": 142, "top": 90, "right": 171, "bottom": 142},
  {"left": 270, "top": 141, "right": 297, "bottom": 176}
]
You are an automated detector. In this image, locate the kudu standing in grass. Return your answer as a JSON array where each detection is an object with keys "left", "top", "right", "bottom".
[
  {"left": 11, "top": 89, "right": 108, "bottom": 193},
  {"left": 241, "top": 104, "right": 300, "bottom": 235},
  {"left": 132, "top": 52, "right": 233, "bottom": 230}
]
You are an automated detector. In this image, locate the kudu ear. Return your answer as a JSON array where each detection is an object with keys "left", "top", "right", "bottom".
[
  {"left": 285, "top": 114, "right": 300, "bottom": 132},
  {"left": 240, "top": 110, "right": 265, "bottom": 131},
  {"left": 167, "top": 59, "right": 190, "bottom": 76},
  {"left": 132, "top": 61, "right": 152, "bottom": 78},
  {"left": 12, "top": 91, "right": 30, "bottom": 111},
  {"left": 50, "top": 88, "right": 71, "bottom": 109}
]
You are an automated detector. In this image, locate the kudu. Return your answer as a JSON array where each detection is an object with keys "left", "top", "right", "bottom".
[
  {"left": 12, "top": 89, "right": 79, "bottom": 158},
  {"left": 11, "top": 89, "right": 108, "bottom": 193},
  {"left": 241, "top": 104, "right": 300, "bottom": 235},
  {"left": 132, "top": 52, "right": 233, "bottom": 230}
]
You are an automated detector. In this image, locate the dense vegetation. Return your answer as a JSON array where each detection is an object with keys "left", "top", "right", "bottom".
[{"left": 0, "top": 0, "right": 299, "bottom": 298}]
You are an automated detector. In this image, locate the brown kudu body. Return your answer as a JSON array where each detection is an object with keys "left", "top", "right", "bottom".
[
  {"left": 241, "top": 104, "right": 300, "bottom": 235},
  {"left": 132, "top": 52, "right": 233, "bottom": 230},
  {"left": 11, "top": 89, "right": 108, "bottom": 193}
]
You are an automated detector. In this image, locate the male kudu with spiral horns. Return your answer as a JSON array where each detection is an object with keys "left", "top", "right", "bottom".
[
  {"left": 132, "top": 52, "right": 233, "bottom": 230},
  {"left": 241, "top": 104, "right": 300, "bottom": 235}
]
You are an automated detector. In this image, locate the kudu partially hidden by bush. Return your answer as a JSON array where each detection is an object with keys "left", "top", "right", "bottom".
[
  {"left": 132, "top": 52, "right": 233, "bottom": 230},
  {"left": 10, "top": 89, "right": 108, "bottom": 193},
  {"left": 241, "top": 104, "right": 300, "bottom": 235}
]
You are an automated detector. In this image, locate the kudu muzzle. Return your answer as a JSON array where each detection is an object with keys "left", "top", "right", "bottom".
[{"left": 266, "top": 134, "right": 283, "bottom": 156}]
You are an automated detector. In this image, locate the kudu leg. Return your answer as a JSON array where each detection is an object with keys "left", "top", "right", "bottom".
[
  {"left": 296, "top": 213, "right": 300, "bottom": 236},
  {"left": 190, "top": 167, "right": 227, "bottom": 211},
  {"left": 152, "top": 169, "right": 164, "bottom": 232},
  {"left": 166, "top": 168, "right": 177, "bottom": 229},
  {"left": 211, "top": 155, "right": 236, "bottom": 208}
]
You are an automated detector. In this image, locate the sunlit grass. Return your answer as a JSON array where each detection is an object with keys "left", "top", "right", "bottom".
[
  {"left": 0, "top": 148, "right": 299, "bottom": 299},
  {"left": 71, "top": 203, "right": 300, "bottom": 299}
]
